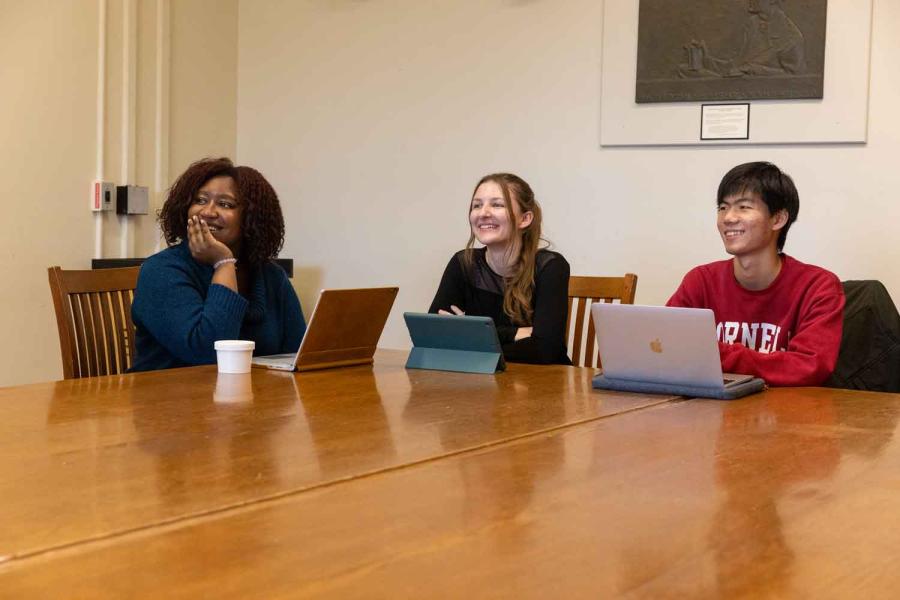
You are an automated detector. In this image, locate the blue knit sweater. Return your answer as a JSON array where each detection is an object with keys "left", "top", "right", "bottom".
[{"left": 131, "top": 241, "right": 305, "bottom": 372}]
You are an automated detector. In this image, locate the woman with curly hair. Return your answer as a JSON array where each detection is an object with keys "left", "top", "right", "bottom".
[
  {"left": 131, "top": 157, "right": 305, "bottom": 371},
  {"left": 428, "top": 173, "right": 570, "bottom": 364}
]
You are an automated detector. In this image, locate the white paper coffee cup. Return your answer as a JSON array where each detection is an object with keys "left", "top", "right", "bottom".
[{"left": 214, "top": 340, "right": 255, "bottom": 374}]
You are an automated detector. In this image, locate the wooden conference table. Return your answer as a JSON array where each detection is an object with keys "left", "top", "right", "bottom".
[{"left": 1, "top": 350, "right": 899, "bottom": 597}]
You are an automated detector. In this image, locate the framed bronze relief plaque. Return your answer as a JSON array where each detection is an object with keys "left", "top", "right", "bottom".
[{"left": 635, "top": 0, "right": 827, "bottom": 103}]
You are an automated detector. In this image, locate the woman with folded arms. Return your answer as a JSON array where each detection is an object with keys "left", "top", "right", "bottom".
[
  {"left": 429, "top": 173, "right": 571, "bottom": 364},
  {"left": 131, "top": 157, "right": 305, "bottom": 371}
]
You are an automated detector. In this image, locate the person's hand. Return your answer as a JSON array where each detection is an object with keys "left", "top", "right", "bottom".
[
  {"left": 187, "top": 215, "right": 233, "bottom": 266},
  {"left": 514, "top": 327, "right": 533, "bottom": 341},
  {"left": 437, "top": 305, "right": 465, "bottom": 316}
]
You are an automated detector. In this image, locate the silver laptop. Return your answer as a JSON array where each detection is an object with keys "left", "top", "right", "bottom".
[
  {"left": 590, "top": 303, "right": 753, "bottom": 389},
  {"left": 252, "top": 287, "right": 398, "bottom": 372}
]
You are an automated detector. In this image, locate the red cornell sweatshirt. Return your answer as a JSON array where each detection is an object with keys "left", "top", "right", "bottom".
[{"left": 667, "top": 255, "right": 845, "bottom": 386}]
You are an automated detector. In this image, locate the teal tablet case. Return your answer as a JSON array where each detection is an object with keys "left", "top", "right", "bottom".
[
  {"left": 404, "top": 313, "right": 505, "bottom": 374},
  {"left": 592, "top": 374, "right": 766, "bottom": 400}
]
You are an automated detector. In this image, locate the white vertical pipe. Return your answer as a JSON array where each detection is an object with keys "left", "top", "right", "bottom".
[
  {"left": 154, "top": 0, "right": 170, "bottom": 253},
  {"left": 94, "top": 0, "right": 107, "bottom": 260},
  {"left": 120, "top": 0, "right": 137, "bottom": 258}
]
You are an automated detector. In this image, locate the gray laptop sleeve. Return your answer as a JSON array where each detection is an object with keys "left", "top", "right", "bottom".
[{"left": 591, "top": 374, "right": 766, "bottom": 400}]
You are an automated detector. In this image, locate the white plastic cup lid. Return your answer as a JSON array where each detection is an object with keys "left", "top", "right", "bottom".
[{"left": 214, "top": 340, "right": 255, "bottom": 351}]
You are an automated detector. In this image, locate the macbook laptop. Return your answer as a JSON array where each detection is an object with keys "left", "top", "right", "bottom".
[
  {"left": 252, "top": 287, "right": 398, "bottom": 372},
  {"left": 590, "top": 303, "right": 764, "bottom": 399}
]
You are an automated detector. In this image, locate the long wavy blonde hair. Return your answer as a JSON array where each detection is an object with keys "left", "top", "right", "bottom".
[{"left": 464, "top": 173, "right": 543, "bottom": 326}]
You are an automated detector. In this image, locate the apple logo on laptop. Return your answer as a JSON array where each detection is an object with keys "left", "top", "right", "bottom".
[{"left": 650, "top": 338, "right": 663, "bottom": 353}]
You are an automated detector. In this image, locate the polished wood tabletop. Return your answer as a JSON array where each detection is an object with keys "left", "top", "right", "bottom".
[
  {"left": 3, "top": 386, "right": 898, "bottom": 598},
  {"left": 0, "top": 350, "right": 675, "bottom": 562}
]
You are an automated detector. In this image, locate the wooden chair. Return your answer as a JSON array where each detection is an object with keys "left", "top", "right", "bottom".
[
  {"left": 48, "top": 266, "right": 141, "bottom": 379},
  {"left": 566, "top": 274, "right": 638, "bottom": 368}
]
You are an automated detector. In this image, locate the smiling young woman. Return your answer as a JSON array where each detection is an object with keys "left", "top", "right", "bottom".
[
  {"left": 130, "top": 157, "right": 306, "bottom": 372},
  {"left": 428, "top": 173, "right": 571, "bottom": 365}
]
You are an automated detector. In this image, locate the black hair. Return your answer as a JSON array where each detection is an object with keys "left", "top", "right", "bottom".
[{"left": 717, "top": 161, "right": 799, "bottom": 251}]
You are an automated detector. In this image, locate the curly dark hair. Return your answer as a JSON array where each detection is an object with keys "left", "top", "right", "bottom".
[{"left": 158, "top": 157, "right": 285, "bottom": 268}]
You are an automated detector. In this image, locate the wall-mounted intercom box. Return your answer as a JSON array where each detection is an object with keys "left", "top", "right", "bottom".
[{"left": 116, "top": 185, "right": 150, "bottom": 215}]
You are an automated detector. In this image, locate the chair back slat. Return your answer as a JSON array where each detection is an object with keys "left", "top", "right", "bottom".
[
  {"left": 95, "top": 291, "right": 116, "bottom": 376},
  {"left": 565, "top": 274, "right": 638, "bottom": 368},
  {"left": 91, "top": 292, "right": 107, "bottom": 375},
  {"left": 94, "top": 292, "right": 110, "bottom": 375},
  {"left": 69, "top": 294, "right": 90, "bottom": 378},
  {"left": 571, "top": 297, "right": 587, "bottom": 366},
  {"left": 109, "top": 291, "right": 128, "bottom": 374},
  {"left": 92, "top": 294, "right": 103, "bottom": 368},
  {"left": 48, "top": 266, "right": 141, "bottom": 379},
  {"left": 125, "top": 289, "right": 136, "bottom": 366},
  {"left": 584, "top": 299, "right": 600, "bottom": 368},
  {"left": 80, "top": 293, "right": 100, "bottom": 377}
]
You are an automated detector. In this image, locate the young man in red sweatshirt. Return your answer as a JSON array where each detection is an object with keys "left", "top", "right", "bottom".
[{"left": 667, "top": 162, "right": 845, "bottom": 386}]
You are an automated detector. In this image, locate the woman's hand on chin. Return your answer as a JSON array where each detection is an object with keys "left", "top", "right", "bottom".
[{"left": 188, "top": 215, "right": 234, "bottom": 265}]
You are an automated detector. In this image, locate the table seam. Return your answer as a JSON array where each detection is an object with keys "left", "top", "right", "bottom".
[{"left": 0, "top": 395, "right": 687, "bottom": 568}]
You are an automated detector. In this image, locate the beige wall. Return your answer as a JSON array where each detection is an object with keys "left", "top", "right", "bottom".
[
  {"left": 0, "top": 1, "right": 98, "bottom": 386},
  {"left": 169, "top": 0, "right": 238, "bottom": 180},
  {"left": 0, "top": 0, "right": 237, "bottom": 386},
  {"left": 236, "top": 0, "right": 900, "bottom": 352}
]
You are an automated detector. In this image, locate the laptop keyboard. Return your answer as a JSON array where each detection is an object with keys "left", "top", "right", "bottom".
[{"left": 253, "top": 354, "right": 293, "bottom": 367}]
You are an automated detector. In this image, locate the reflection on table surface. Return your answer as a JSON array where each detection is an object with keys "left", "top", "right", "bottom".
[
  {"left": 0, "top": 349, "right": 671, "bottom": 562},
  {"left": 3, "top": 386, "right": 900, "bottom": 598}
]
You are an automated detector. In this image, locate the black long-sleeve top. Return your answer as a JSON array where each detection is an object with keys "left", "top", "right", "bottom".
[{"left": 428, "top": 248, "right": 571, "bottom": 365}]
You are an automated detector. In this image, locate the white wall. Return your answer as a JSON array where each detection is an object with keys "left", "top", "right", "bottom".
[
  {"left": 0, "top": 1, "right": 98, "bottom": 385},
  {"left": 237, "top": 0, "right": 900, "bottom": 351},
  {"left": 0, "top": 0, "right": 238, "bottom": 386}
]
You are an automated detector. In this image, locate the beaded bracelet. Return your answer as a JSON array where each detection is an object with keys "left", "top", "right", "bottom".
[{"left": 213, "top": 257, "right": 238, "bottom": 270}]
